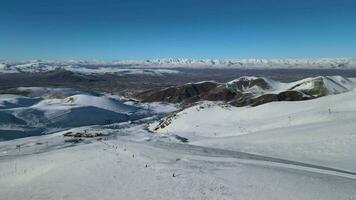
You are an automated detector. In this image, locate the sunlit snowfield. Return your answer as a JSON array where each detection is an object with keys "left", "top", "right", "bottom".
[{"left": 0, "top": 79, "right": 356, "bottom": 199}]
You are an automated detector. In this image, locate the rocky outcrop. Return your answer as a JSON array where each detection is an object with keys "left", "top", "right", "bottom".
[
  {"left": 226, "top": 76, "right": 274, "bottom": 94},
  {"left": 230, "top": 90, "right": 313, "bottom": 107},
  {"left": 230, "top": 93, "right": 278, "bottom": 107},
  {"left": 135, "top": 76, "right": 355, "bottom": 107},
  {"left": 288, "top": 76, "right": 351, "bottom": 97},
  {"left": 277, "top": 90, "right": 312, "bottom": 101},
  {"left": 204, "top": 85, "right": 236, "bottom": 101},
  {"left": 135, "top": 81, "right": 235, "bottom": 103}
]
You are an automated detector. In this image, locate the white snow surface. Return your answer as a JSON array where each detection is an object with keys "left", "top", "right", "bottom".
[
  {"left": 153, "top": 91, "right": 356, "bottom": 170},
  {"left": 1, "top": 86, "right": 356, "bottom": 199},
  {"left": 31, "top": 94, "right": 136, "bottom": 113},
  {"left": 0, "top": 89, "right": 149, "bottom": 139},
  {"left": 0, "top": 94, "right": 41, "bottom": 109}
]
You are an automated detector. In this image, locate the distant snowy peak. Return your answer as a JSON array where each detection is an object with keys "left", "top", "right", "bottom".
[
  {"left": 113, "top": 58, "right": 356, "bottom": 69},
  {"left": 1, "top": 58, "right": 356, "bottom": 73}
]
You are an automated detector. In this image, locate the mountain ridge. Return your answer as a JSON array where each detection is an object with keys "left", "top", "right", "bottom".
[
  {"left": 136, "top": 75, "right": 356, "bottom": 107},
  {"left": 1, "top": 58, "right": 356, "bottom": 73}
]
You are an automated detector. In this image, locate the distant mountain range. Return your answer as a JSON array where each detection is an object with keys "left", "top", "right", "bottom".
[{"left": 1, "top": 58, "right": 356, "bottom": 73}]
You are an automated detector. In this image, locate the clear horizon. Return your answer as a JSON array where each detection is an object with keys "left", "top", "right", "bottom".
[
  {"left": 1, "top": 0, "right": 356, "bottom": 60},
  {"left": 2, "top": 57, "right": 355, "bottom": 62}
]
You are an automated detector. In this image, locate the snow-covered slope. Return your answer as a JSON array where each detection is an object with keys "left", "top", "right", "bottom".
[
  {"left": 287, "top": 76, "right": 356, "bottom": 96},
  {"left": 0, "top": 94, "right": 41, "bottom": 109},
  {"left": 31, "top": 94, "right": 136, "bottom": 113},
  {"left": 1, "top": 86, "right": 356, "bottom": 199},
  {"left": 1, "top": 58, "right": 356, "bottom": 73},
  {"left": 152, "top": 90, "right": 356, "bottom": 170},
  {"left": 0, "top": 89, "right": 147, "bottom": 140},
  {"left": 153, "top": 89, "right": 356, "bottom": 137},
  {"left": 226, "top": 75, "right": 356, "bottom": 97},
  {"left": 1, "top": 89, "right": 356, "bottom": 199},
  {"left": 2, "top": 136, "right": 356, "bottom": 200},
  {"left": 137, "top": 75, "right": 356, "bottom": 106}
]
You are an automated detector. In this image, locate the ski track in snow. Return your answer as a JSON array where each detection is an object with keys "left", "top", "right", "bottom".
[
  {"left": 147, "top": 141, "right": 356, "bottom": 179},
  {"left": 1, "top": 138, "right": 356, "bottom": 200}
]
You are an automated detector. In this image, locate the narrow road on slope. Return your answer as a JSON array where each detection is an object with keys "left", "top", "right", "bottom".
[{"left": 148, "top": 141, "right": 356, "bottom": 179}]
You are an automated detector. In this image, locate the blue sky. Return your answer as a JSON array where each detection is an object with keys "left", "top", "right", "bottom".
[{"left": 1, "top": 0, "right": 356, "bottom": 60}]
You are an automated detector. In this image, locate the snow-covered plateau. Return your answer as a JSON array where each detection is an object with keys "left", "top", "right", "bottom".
[
  {"left": 1, "top": 58, "right": 356, "bottom": 74},
  {"left": 1, "top": 77, "right": 356, "bottom": 200}
]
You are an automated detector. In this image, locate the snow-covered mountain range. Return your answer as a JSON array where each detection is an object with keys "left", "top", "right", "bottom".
[
  {"left": 1, "top": 58, "right": 356, "bottom": 73},
  {"left": 1, "top": 80, "right": 356, "bottom": 199}
]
